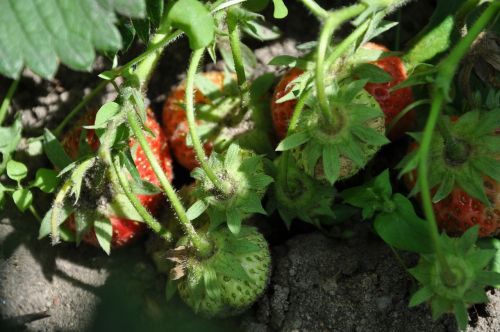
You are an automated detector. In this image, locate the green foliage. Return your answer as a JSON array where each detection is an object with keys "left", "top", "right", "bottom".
[
  {"left": 165, "top": 0, "right": 215, "bottom": 50},
  {"left": 0, "top": 0, "right": 146, "bottom": 79}
]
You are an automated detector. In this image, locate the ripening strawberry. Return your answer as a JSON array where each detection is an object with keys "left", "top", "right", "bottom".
[
  {"left": 163, "top": 71, "right": 227, "bottom": 171},
  {"left": 270, "top": 43, "right": 413, "bottom": 140},
  {"left": 363, "top": 42, "right": 414, "bottom": 139},
  {"left": 61, "top": 108, "right": 174, "bottom": 248},
  {"left": 402, "top": 112, "right": 500, "bottom": 237}
]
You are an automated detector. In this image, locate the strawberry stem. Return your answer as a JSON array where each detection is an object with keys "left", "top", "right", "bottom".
[
  {"left": 127, "top": 110, "right": 212, "bottom": 257},
  {"left": 0, "top": 77, "right": 19, "bottom": 126},
  {"left": 386, "top": 99, "right": 430, "bottom": 134},
  {"left": 417, "top": 1, "right": 499, "bottom": 287},
  {"left": 110, "top": 154, "right": 173, "bottom": 242},
  {"left": 53, "top": 80, "right": 109, "bottom": 138},
  {"left": 185, "top": 48, "right": 229, "bottom": 195},
  {"left": 227, "top": 7, "right": 249, "bottom": 103},
  {"left": 316, "top": 4, "right": 367, "bottom": 126},
  {"left": 50, "top": 179, "right": 72, "bottom": 245},
  {"left": 299, "top": 0, "right": 329, "bottom": 19}
]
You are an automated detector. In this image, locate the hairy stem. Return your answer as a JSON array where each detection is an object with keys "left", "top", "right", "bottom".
[
  {"left": 127, "top": 110, "right": 211, "bottom": 256},
  {"left": 316, "top": 4, "right": 367, "bottom": 125},
  {"left": 51, "top": 179, "right": 72, "bottom": 245},
  {"left": 111, "top": 155, "right": 173, "bottom": 242},
  {"left": 299, "top": 0, "right": 329, "bottom": 19},
  {"left": 418, "top": 1, "right": 499, "bottom": 286},
  {"left": 227, "top": 8, "right": 247, "bottom": 92},
  {"left": 185, "top": 48, "right": 228, "bottom": 194},
  {"left": 54, "top": 80, "right": 108, "bottom": 137},
  {"left": 0, "top": 78, "right": 20, "bottom": 126}
]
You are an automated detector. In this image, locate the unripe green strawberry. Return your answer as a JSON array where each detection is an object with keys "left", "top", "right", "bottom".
[
  {"left": 173, "top": 226, "right": 271, "bottom": 317},
  {"left": 278, "top": 82, "right": 388, "bottom": 184},
  {"left": 190, "top": 144, "right": 274, "bottom": 234}
]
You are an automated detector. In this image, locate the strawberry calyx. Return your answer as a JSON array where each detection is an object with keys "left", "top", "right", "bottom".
[
  {"left": 408, "top": 226, "right": 500, "bottom": 328},
  {"left": 267, "top": 155, "right": 336, "bottom": 228},
  {"left": 277, "top": 80, "right": 389, "bottom": 184},
  {"left": 170, "top": 226, "right": 271, "bottom": 317},
  {"left": 400, "top": 110, "right": 500, "bottom": 205},
  {"left": 190, "top": 144, "right": 274, "bottom": 234}
]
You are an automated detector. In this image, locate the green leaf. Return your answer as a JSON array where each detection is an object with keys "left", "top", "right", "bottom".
[
  {"left": 211, "top": 252, "right": 251, "bottom": 282},
  {"left": 322, "top": 145, "right": 340, "bottom": 185},
  {"left": 456, "top": 170, "right": 489, "bottom": 206},
  {"left": 268, "top": 55, "right": 309, "bottom": 69},
  {"left": 352, "top": 63, "right": 393, "bottom": 83},
  {"left": 226, "top": 209, "right": 242, "bottom": 234},
  {"left": 186, "top": 200, "right": 208, "bottom": 221},
  {"left": 453, "top": 301, "right": 468, "bottom": 331},
  {"left": 241, "top": 18, "right": 281, "bottom": 41},
  {"left": 94, "top": 217, "right": 113, "bottom": 255},
  {"left": 43, "top": 129, "right": 72, "bottom": 169},
  {"left": 6, "top": 160, "right": 28, "bottom": 181},
  {"left": 12, "top": 188, "right": 33, "bottom": 212},
  {"left": 94, "top": 102, "right": 121, "bottom": 138},
  {"left": 239, "top": 195, "right": 267, "bottom": 215},
  {"left": 458, "top": 225, "right": 479, "bottom": 254},
  {"left": 276, "top": 131, "right": 309, "bottom": 151},
  {"left": 471, "top": 157, "right": 500, "bottom": 183},
  {"left": 74, "top": 209, "right": 93, "bottom": 245},
  {"left": 409, "top": 286, "right": 433, "bottom": 307},
  {"left": 31, "top": 168, "right": 59, "bottom": 193},
  {"left": 132, "top": 18, "right": 150, "bottom": 43},
  {"left": 374, "top": 194, "right": 433, "bottom": 254},
  {"left": 0, "top": 0, "right": 146, "bottom": 79},
  {"left": 432, "top": 172, "right": 455, "bottom": 203},
  {"left": 0, "top": 115, "right": 22, "bottom": 173},
  {"left": 129, "top": 179, "right": 161, "bottom": 196},
  {"left": 105, "top": 193, "right": 144, "bottom": 222},
  {"left": 39, "top": 205, "right": 74, "bottom": 239},
  {"left": 272, "top": 0, "right": 288, "bottom": 19},
  {"left": 165, "top": 279, "right": 179, "bottom": 303},
  {"left": 165, "top": 0, "right": 214, "bottom": 50},
  {"left": 146, "top": 0, "right": 164, "bottom": 28},
  {"left": 476, "top": 271, "right": 500, "bottom": 286},
  {"left": 351, "top": 125, "right": 390, "bottom": 145}
]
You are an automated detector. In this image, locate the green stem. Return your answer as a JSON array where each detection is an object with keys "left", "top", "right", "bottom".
[
  {"left": 316, "top": 4, "right": 367, "bottom": 125},
  {"left": 111, "top": 155, "right": 173, "bottom": 242},
  {"left": 127, "top": 110, "right": 211, "bottom": 256},
  {"left": 185, "top": 48, "right": 228, "bottom": 194},
  {"left": 51, "top": 179, "right": 72, "bottom": 245},
  {"left": 227, "top": 8, "right": 247, "bottom": 91},
  {"left": 299, "top": 0, "right": 329, "bottom": 19},
  {"left": 118, "top": 30, "right": 183, "bottom": 82},
  {"left": 0, "top": 78, "right": 20, "bottom": 125},
  {"left": 29, "top": 205, "right": 42, "bottom": 222},
  {"left": 324, "top": 19, "right": 370, "bottom": 70},
  {"left": 54, "top": 80, "right": 108, "bottom": 137},
  {"left": 418, "top": 1, "right": 499, "bottom": 286},
  {"left": 386, "top": 99, "right": 430, "bottom": 133}
]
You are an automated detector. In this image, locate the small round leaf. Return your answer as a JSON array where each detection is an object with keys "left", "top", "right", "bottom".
[
  {"left": 12, "top": 188, "right": 33, "bottom": 213},
  {"left": 6, "top": 160, "right": 28, "bottom": 181},
  {"left": 31, "top": 168, "right": 59, "bottom": 193}
]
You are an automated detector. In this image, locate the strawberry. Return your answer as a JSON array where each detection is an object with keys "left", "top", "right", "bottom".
[
  {"left": 401, "top": 111, "right": 500, "bottom": 237},
  {"left": 270, "top": 44, "right": 413, "bottom": 140},
  {"left": 363, "top": 42, "right": 414, "bottom": 139},
  {"left": 61, "top": 108, "right": 173, "bottom": 248},
  {"left": 277, "top": 79, "right": 389, "bottom": 184},
  {"left": 170, "top": 226, "right": 271, "bottom": 317}
]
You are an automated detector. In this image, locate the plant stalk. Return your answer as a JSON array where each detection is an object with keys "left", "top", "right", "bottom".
[
  {"left": 51, "top": 179, "right": 72, "bottom": 245},
  {"left": 299, "top": 0, "right": 329, "bottom": 19},
  {"left": 316, "top": 4, "right": 367, "bottom": 125},
  {"left": 54, "top": 80, "right": 108, "bottom": 137},
  {"left": 227, "top": 8, "right": 247, "bottom": 92},
  {"left": 127, "top": 110, "right": 211, "bottom": 256},
  {"left": 418, "top": 1, "right": 499, "bottom": 286},
  {"left": 185, "top": 48, "right": 228, "bottom": 194},
  {"left": 0, "top": 78, "right": 20, "bottom": 126}
]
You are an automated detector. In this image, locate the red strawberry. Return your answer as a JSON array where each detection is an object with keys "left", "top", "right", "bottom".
[
  {"left": 270, "top": 68, "right": 304, "bottom": 140},
  {"left": 62, "top": 108, "right": 173, "bottom": 248},
  {"left": 162, "top": 71, "right": 226, "bottom": 171},
  {"left": 363, "top": 43, "right": 414, "bottom": 140},
  {"left": 270, "top": 44, "right": 413, "bottom": 140},
  {"left": 402, "top": 113, "right": 500, "bottom": 238}
]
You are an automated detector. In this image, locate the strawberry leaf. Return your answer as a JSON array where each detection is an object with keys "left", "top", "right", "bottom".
[
  {"left": 165, "top": 0, "right": 214, "bottom": 50},
  {"left": 31, "top": 168, "right": 59, "bottom": 193},
  {"left": 0, "top": 0, "right": 146, "bottom": 79},
  {"left": 94, "top": 216, "right": 113, "bottom": 255},
  {"left": 12, "top": 188, "right": 33, "bottom": 213},
  {"left": 352, "top": 63, "right": 393, "bottom": 83},
  {"left": 43, "top": 129, "right": 72, "bottom": 169},
  {"left": 271, "top": 0, "right": 288, "bottom": 19}
]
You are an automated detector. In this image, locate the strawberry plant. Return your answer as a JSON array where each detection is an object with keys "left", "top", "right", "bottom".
[{"left": 0, "top": 0, "right": 499, "bottom": 330}]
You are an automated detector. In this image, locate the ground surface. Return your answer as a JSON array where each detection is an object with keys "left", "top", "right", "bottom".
[{"left": 1, "top": 1, "right": 499, "bottom": 331}]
